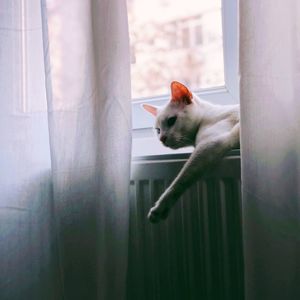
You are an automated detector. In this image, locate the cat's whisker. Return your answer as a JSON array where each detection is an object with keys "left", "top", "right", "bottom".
[{"left": 175, "top": 136, "right": 193, "bottom": 147}]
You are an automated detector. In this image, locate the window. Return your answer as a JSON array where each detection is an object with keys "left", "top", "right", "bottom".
[
  {"left": 128, "top": 0, "right": 239, "bottom": 157},
  {"left": 128, "top": 0, "right": 225, "bottom": 99}
]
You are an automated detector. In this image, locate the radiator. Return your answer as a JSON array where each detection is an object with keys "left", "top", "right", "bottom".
[{"left": 127, "top": 150, "right": 244, "bottom": 300}]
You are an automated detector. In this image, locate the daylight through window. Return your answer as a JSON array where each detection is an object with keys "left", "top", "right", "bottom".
[{"left": 127, "top": 0, "right": 224, "bottom": 99}]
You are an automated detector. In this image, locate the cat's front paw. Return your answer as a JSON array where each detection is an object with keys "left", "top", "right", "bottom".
[{"left": 147, "top": 202, "right": 170, "bottom": 223}]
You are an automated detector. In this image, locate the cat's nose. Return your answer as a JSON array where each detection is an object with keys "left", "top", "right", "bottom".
[{"left": 160, "top": 135, "right": 167, "bottom": 144}]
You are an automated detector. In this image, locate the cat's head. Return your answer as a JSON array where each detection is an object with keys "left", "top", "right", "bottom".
[{"left": 142, "top": 81, "right": 200, "bottom": 149}]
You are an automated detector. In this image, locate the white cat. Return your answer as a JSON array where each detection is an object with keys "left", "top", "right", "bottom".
[{"left": 143, "top": 81, "right": 240, "bottom": 223}]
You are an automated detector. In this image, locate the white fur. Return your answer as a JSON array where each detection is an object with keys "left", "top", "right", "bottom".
[{"left": 144, "top": 91, "right": 240, "bottom": 223}]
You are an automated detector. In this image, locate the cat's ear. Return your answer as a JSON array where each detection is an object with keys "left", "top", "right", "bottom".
[
  {"left": 170, "top": 81, "right": 193, "bottom": 105},
  {"left": 142, "top": 104, "right": 158, "bottom": 116}
]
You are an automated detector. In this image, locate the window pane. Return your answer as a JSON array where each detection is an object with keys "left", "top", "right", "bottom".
[{"left": 127, "top": 0, "right": 224, "bottom": 99}]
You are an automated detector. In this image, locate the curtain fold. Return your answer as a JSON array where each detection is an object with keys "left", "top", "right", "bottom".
[
  {"left": 240, "top": 1, "right": 300, "bottom": 299},
  {"left": 0, "top": 0, "right": 131, "bottom": 299}
]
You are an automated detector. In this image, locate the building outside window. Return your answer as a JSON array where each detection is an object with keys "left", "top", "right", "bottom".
[{"left": 127, "top": 0, "right": 224, "bottom": 99}]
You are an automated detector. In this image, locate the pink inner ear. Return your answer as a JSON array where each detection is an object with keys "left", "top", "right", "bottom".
[
  {"left": 142, "top": 104, "right": 157, "bottom": 116},
  {"left": 171, "top": 81, "right": 192, "bottom": 105}
]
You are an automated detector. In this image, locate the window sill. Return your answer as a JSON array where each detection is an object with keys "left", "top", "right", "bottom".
[
  {"left": 132, "top": 134, "right": 194, "bottom": 157},
  {"left": 132, "top": 148, "right": 240, "bottom": 161},
  {"left": 131, "top": 148, "right": 241, "bottom": 179}
]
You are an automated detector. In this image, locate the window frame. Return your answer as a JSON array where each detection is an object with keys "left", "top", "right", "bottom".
[{"left": 131, "top": 0, "right": 238, "bottom": 156}]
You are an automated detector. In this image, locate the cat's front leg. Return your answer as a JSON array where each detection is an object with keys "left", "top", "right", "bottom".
[
  {"left": 147, "top": 124, "right": 240, "bottom": 223},
  {"left": 147, "top": 199, "right": 169, "bottom": 223},
  {"left": 147, "top": 188, "right": 178, "bottom": 223}
]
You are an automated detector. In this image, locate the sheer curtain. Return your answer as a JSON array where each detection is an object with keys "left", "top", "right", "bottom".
[
  {"left": 0, "top": 0, "right": 131, "bottom": 299},
  {"left": 240, "top": 1, "right": 300, "bottom": 299}
]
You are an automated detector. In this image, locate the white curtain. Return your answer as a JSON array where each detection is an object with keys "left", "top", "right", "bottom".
[
  {"left": 240, "top": 1, "right": 300, "bottom": 299},
  {"left": 0, "top": 0, "right": 131, "bottom": 299}
]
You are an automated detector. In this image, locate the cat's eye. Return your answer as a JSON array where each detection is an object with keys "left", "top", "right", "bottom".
[
  {"left": 155, "top": 128, "right": 160, "bottom": 134},
  {"left": 167, "top": 116, "right": 177, "bottom": 127}
]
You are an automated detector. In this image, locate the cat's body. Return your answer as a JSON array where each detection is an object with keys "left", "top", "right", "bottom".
[{"left": 143, "top": 81, "right": 240, "bottom": 223}]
